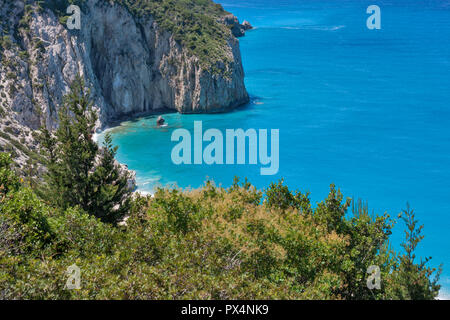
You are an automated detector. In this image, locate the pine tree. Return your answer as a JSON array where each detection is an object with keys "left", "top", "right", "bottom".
[
  {"left": 388, "top": 205, "right": 442, "bottom": 299},
  {"left": 89, "top": 132, "right": 132, "bottom": 223},
  {"left": 39, "top": 76, "right": 131, "bottom": 223}
]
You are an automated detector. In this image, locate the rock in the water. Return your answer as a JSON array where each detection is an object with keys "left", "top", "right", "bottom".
[
  {"left": 242, "top": 20, "right": 253, "bottom": 31},
  {"left": 157, "top": 116, "right": 165, "bottom": 126},
  {"left": 220, "top": 14, "right": 253, "bottom": 37}
]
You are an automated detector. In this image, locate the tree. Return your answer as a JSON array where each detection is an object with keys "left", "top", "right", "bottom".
[
  {"left": 90, "top": 132, "right": 132, "bottom": 223},
  {"left": 387, "top": 205, "right": 442, "bottom": 299},
  {"left": 39, "top": 76, "right": 131, "bottom": 223},
  {"left": 338, "top": 199, "right": 395, "bottom": 300}
]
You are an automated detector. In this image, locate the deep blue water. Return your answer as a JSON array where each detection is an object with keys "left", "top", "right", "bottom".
[{"left": 98, "top": 0, "right": 450, "bottom": 297}]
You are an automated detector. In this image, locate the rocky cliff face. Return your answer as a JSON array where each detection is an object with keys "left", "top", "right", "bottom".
[
  {"left": 0, "top": 0, "right": 249, "bottom": 167},
  {"left": 83, "top": 0, "right": 249, "bottom": 119}
]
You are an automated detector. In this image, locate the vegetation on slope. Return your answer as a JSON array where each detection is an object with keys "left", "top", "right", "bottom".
[{"left": 0, "top": 79, "right": 443, "bottom": 300}]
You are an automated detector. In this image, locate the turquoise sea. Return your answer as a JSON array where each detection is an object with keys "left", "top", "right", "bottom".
[{"left": 98, "top": 0, "right": 450, "bottom": 297}]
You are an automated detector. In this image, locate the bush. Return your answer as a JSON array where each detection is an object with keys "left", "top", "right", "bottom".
[
  {"left": 0, "top": 153, "right": 20, "bottom": 196},
  {"left": 265, "top": 179, "right": 312, "bottom": 214},
  {"left": 152, "top": 188, "right": 201, "bottom": 234},
  {"left": 0, "top": 188, "right": 54, "bottom": 254},
  {"left": 1, "top": 154, "right": 53, "bottom": 256}
]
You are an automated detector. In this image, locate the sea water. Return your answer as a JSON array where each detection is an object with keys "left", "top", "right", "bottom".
[{"left": 98, "top": 0, "right": 450, "bottom": 297}]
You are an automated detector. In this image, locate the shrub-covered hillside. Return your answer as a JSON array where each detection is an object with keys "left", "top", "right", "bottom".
[
  {"left": 0, "top": 154, "right": 443, "bottom": 299},
  {"left": 0, "top": 77, "right": 442, "bottom": 299}
]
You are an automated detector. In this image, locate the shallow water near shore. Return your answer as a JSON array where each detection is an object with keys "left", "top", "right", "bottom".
[{"left": 98, "top": 0, "right": 450, "bottom": 296}]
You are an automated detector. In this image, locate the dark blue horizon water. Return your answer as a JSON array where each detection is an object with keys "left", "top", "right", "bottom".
[{"left": 98, "top": 0, "right": 450, "bottom": 297}]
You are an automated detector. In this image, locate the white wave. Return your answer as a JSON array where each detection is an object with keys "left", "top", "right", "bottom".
[
  {"left": 328, "top": 25, "right": 345, "bottom": 31},
  {"left": 92, "top": 126, "right": 114, "bottom": 143},
  {"left": 438, "top": 288, "right": 450, "bottom": 300},
  {"left": 281, "top": 25, "right": 345, "bottom": 31}
]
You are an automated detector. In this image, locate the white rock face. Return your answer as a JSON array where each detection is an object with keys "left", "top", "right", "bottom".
[{"left": 0, "top": 0, "right": 249, "bottom": 131}]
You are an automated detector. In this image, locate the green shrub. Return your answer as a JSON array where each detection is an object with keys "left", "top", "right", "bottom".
[
  {"left": 49, "top": 207, "right": 119, "bottom": 257},
  {"left": 0, "top": 188, "right": 54, "bottom": 251},
  {"left": 0, "top": 156, "right": 54, "bottom": 255},
  {"left": 0, "top": 153, "right": 20, "bottom": 196},
  {"left": 152, "top": 188, "right": 201, "bottom": 234},
  {"left": 1, "top": 36, "right": 13, "bottom": 50},
  {"left": 265, "top": 179, "right": 312, "bottom": 214}
]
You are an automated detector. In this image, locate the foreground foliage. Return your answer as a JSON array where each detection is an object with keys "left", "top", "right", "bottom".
[{"left": 0, "top": 156, "right": 442, "bottom": 299}]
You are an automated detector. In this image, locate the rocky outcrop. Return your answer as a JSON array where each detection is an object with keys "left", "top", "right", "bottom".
[
  {"left": 242, "top": 20, "right": 254, "bottom": 31},
  {"left": 220, "top": 14, "right": 253, "bottom": 37}
]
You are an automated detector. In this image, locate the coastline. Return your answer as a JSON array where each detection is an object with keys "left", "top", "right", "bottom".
[
  {"left": 98, "top": 108, "right": 178, "bottom": 132},
  {"left": 2, "top": 0, "right": 447, "bottom": 302}
]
